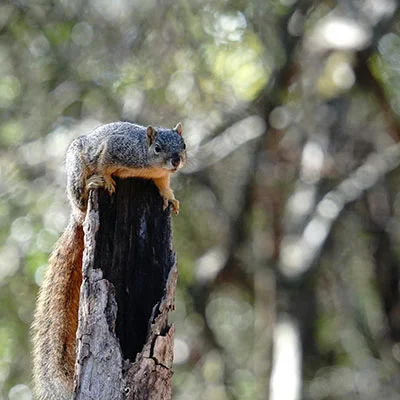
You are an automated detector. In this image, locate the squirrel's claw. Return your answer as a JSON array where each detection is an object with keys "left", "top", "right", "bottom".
[
  {"left": 162, "top": 197, "right": 180, "bottom": 214},
  {"left": 103, "top": 176, "right": 116, "bottom": 194},
  {"left": 87, "top": 174, "right": 116, "bottom": 195},
  {"left": 87, "top": 175, "right": 103, "bottom": 189},
  {"left": 170, "top": 199, "right": 180, "bottom": 214}
]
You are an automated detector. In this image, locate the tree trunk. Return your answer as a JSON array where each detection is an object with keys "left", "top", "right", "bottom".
[{"left": 73, "top": 178, "right": 177, "bottom": 400}]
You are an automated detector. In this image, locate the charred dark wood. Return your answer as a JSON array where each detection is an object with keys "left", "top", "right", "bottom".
[{"left": 74, "top": 178, "right": 176, "bottom": 400}]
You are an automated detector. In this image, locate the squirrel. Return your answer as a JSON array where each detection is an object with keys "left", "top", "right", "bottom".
[{"left": 31, "top": 121, "right": 186, "bottom": 400}]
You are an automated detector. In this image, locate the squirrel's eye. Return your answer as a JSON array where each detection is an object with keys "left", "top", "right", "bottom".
[{"left": 154, "top": 144, "right": 161, "bottom": 154}]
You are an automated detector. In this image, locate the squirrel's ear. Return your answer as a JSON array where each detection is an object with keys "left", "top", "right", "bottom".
[
  {"left": 146, "top": 126, "right": 157, "bottom": 146},
  {"left": 174, "top": 122, "right": 183, "bottom": 136}
]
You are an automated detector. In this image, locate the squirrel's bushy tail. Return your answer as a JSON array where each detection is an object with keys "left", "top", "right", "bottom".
[{"left": 31, "top": 219, "right": 84, "bottom": 400}]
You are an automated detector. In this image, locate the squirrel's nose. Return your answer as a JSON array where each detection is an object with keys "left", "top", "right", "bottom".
[{"left": 171, "top": 154, "right": 181, "bottom": 168}]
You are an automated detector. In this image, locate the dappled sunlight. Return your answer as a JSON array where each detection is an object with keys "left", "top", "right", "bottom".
[
  {"left": 1, "top": 0, "right": 400, "bottom": 398},
  {"left": 270, "top": 318, "right": 301, "bottom": 400}
]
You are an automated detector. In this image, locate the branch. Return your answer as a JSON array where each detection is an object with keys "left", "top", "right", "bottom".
[{"left": 279, "top": 141, "right": 400, "bottom": 280}]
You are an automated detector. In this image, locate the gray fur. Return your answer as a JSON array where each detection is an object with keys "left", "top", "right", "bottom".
[{"left": 66, "top": 122, "right": 186, "bottom": 213}]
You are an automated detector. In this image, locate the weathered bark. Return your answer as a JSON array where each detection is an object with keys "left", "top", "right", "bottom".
[{"left": 73, "top": 178, "right": 176, "bottom": 400}]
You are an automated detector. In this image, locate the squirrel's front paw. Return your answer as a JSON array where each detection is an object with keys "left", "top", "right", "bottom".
[
  {"left": 87, "top": 174, "right": 116, "bottom": 195},
  {"left": 163, "top": 197, "right": 180, "bottom": 214}
]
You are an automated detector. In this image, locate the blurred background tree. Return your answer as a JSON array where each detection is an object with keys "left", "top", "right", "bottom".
[{"left": 1, "top": 0, "right": 400, "bottom": 399}]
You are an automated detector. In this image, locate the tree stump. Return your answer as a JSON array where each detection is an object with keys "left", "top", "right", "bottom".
[{"left": 73, "top": 178, "right": 177, "bottom": 400}]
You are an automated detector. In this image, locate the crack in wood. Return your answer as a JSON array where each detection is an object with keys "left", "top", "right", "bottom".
[{"left": 74, "top": 179, "right": 176, "bottom": 400}]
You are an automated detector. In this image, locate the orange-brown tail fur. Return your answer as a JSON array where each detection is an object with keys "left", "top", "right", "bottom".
[{"left": 32, "top": 219, "right": 84, "bottom": 400}]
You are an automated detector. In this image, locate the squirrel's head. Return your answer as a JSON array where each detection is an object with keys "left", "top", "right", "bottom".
[{"left": 146, "top": 123, "right": 186, "bottom": 172}]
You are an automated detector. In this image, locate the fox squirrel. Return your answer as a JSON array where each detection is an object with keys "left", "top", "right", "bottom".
[{"left": 31, "top": 121, "right": 186, "bottom": 400}]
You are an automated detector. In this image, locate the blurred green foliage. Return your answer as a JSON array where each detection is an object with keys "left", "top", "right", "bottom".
[{"left": 1, "top": 0, "right": 400, "bottom": 399}]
